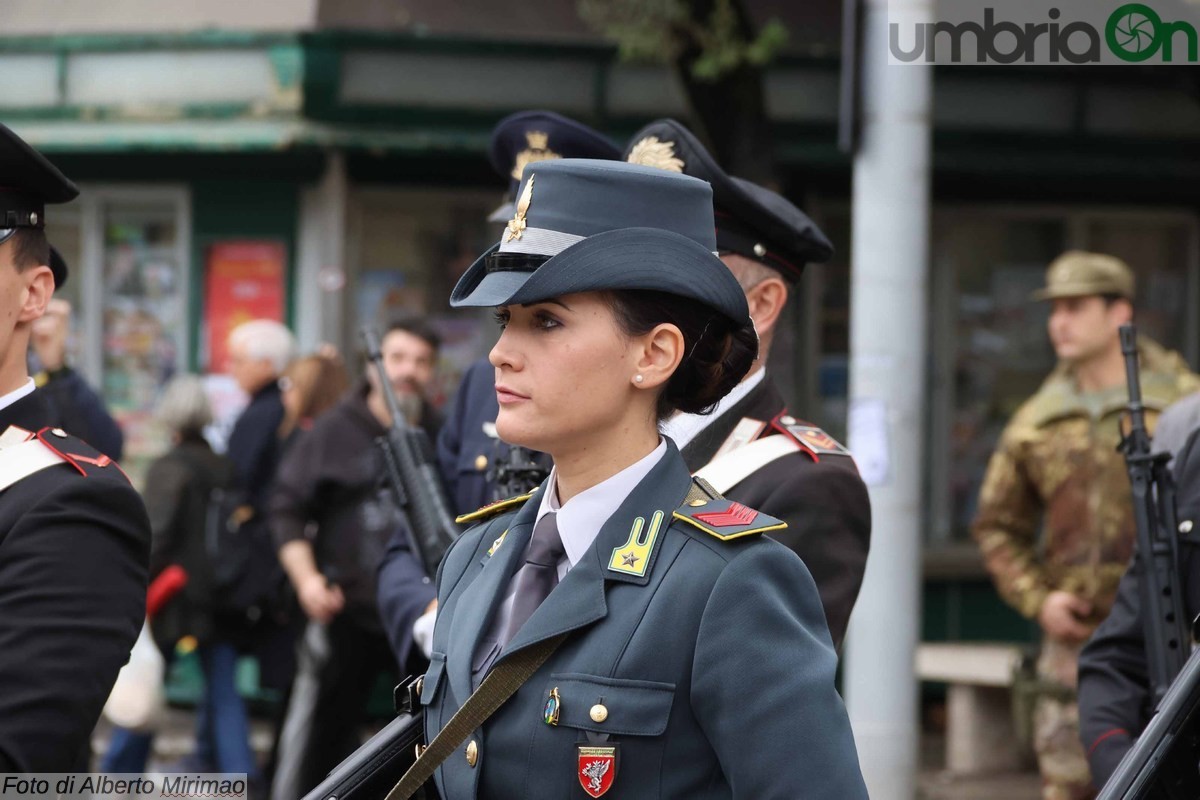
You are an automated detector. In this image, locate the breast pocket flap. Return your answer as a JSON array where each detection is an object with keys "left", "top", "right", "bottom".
[{"left": 549, "top": 673, "right": 675, "bottom": 737}]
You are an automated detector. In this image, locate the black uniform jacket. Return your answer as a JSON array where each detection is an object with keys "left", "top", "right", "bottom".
[
  {"left": 1078, "top": 425, "right": 1200, "bottom": 786},
  {"left": 0, "top": 389, "right": 150, "bottom": 772},
  {"left": 679, "top": 377, "right": 871, "bottom": 648}
]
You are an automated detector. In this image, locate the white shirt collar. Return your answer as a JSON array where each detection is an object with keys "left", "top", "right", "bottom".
[
  {"left": 0, "top": 378, "right": 37, "bottom": 415},
  {"left": 659, "top": 367, "right": 767, "bottom": 451},
  {"left": 534, "top": 439, "right": 668, "bottom": 568}
]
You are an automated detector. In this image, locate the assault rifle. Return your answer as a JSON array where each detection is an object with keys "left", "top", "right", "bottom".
[
  {"left": 301, "top": 677, "right": 432, "bottom": 800},
  {"left": 488, "top": 441, "right": 550, "bottom": 502},
  {"left": 1119, "top": 323, "right": 1190, "bottom": 702},
  {"left": 1098, "top": 645, "right": 1200, "bottom": 799},
  {"left": 362, "top": 326, "right": 460, "bottom": 576}
]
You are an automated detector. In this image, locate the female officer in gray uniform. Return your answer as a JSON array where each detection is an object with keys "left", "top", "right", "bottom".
[{"left": 417, "top": 159, "right": 866, "bottom": 799}]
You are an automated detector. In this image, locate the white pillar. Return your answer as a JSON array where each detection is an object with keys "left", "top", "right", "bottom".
[
  {"left": 295, "top": 150, "right": 347, "bottom": 353},
  {"left": 843, "top": 0, "right": 934, "bottom": 796}
]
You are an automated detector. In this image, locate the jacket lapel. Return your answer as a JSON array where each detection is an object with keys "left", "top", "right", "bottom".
[
  {"left": 445, "top": 494, "right": 540, "bottom": 701},
  {"left": 499, "top": 443, "right": 694, "bottom": 657}
]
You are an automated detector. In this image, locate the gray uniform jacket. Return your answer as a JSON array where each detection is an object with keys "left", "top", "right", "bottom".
[{"left": 420, "top": 441, "right": 867, "bottom": 799}]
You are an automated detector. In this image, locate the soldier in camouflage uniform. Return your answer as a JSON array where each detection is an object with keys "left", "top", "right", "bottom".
[{"left": 971, "top": 251, "right": 1200, "bottom": 800}]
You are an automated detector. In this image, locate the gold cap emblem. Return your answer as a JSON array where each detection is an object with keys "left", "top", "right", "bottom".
[
  {"left": 626, "top": 136, "right": 685, "bottom": 173},
  {"left": 511, "top": 131, "right": 561, "bottom": 180},
  {"left": 505, "top": 173, "right": 535, "bottom": 243}
]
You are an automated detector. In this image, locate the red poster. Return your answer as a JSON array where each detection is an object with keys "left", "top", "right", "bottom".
[{"left": 205, "top": 241, "right": 286, "bottom": 371}]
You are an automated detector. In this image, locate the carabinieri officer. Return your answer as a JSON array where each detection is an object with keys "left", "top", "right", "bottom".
[
  {"left": 415, "top": 159, "right": 866, "bottom": 798},
  {"left": 0, "top": 123, "right": 150, "bottom": 771}
]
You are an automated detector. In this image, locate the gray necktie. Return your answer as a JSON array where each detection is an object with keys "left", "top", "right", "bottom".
[{"left": 502, "top": 512, "right": 565, "bottom": 646}]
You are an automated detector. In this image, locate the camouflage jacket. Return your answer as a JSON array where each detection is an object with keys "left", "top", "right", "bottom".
[{"left": 972, "top": 338, "right": 1200, "bottom": 627}]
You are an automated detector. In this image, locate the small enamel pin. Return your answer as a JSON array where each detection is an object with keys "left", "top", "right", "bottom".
[
  {"left": 487, "top": 530, "right": 508, "bottom": 557},
  {"left": 577, "top": 744, "right": 619, "bottom": 798},
  {"left": 543, "top": 686, "right": 561, "bottom": 726}
]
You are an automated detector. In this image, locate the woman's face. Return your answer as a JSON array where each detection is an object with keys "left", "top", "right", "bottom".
[{"left": 489, "top": 292, "right": 644, "bottom": 456}]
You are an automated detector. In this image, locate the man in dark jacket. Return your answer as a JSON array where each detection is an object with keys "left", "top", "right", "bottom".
[
  {"left": 1078, "top": 423, "right": 1200, "bottom": 789},
  {"left": 624, "top": 119, "right": 871, "bottom": 648},
  {"left": 226, "top": 319, "right": 295, "bottom": 511},
  {"left": 269, "top": 316, "right": 443, "bottom": 800},
  {"left": 0, "top": 122, "right": 150, "bottom": 771}
]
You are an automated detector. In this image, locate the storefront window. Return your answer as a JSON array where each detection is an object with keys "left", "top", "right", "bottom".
[
  {"left": 931, "top": 210, "right": 1198, "bottom": 545},
  {"left": 813, "top": 206, "right": 1198, "bottom": 551},
  {"left": 97, "top": 197, "right": 188, "bottom": 480},
  {"left": 350, "top": 188, "right": 501, "bottom": 405}
]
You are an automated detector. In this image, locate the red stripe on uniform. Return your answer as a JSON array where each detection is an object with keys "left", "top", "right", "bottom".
[{"left": 1087, "top": 728, "right": 1130, "bottom": 757}]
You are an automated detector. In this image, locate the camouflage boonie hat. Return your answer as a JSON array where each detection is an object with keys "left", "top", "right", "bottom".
[{"left": 1031, "top": 250, "right": 1135, "bottom": 302}]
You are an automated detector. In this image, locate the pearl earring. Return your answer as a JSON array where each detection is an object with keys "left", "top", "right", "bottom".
[{"left": 634, "top": 374, "right": 644, "bottom": 384}]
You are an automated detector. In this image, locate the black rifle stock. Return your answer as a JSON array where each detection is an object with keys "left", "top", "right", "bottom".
[
  {"left": 362, "top": 327, "right": 460, "bottom": 576},
  {"left": 1119, "top": 324, "right": 1190, "bottom": 704},
  {"left": 301, "top": 678, "right": 431, "bottom": 800},
  {"left": 1098, "top": 645, "right": 1200, "bottom": 799}
]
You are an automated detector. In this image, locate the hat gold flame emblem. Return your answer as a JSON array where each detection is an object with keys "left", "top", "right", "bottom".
[
  {"left": 626, "top": 136, "right": 685, "bottom": 173},
  {"left": 505, "top": 173, "right": 534, "bottom": 243},
  {"left": 511, "top": 131, "right": 561, "bottom": 180}
]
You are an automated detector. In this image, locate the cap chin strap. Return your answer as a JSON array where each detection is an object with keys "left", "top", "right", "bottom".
[{"left": 484, "top": 252, "right": 550, "bottom": 275}]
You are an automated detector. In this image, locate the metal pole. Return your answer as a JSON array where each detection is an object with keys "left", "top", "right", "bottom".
[
  {"left": 843, "top": 0, "right": 933, "bottom": 795},
  {"left": 295, "top": 151, "right": 347, "bottom": 353}
]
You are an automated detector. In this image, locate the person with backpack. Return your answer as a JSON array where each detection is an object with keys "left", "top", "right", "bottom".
[{"left": 100, "top": 375, "right": 259, "bottom": 785}]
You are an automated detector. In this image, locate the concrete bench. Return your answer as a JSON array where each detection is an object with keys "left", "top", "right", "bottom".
[{"left": 917, "top": 642, "right": 1032, "bottom": 775}]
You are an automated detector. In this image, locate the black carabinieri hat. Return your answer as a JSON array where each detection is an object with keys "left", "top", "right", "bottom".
[
  {"left": 486, "top": 111, "right": 620, "bottom": 223},
  {"left": 623, "top": 118, "right": 832, "bottom": 283},
  {"left": 0, "top": 123, "right": 79, "bottom": 287},
  {"left": 451, "top": 158, "right": 752, "bottom": 330}
]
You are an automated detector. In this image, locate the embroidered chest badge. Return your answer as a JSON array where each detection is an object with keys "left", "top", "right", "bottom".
[
  {"left": 577, "top": 744, "right": 619, "bottom": 798},
  {"left": 607, "top": 510, "right": 664, "bottom": 578}
]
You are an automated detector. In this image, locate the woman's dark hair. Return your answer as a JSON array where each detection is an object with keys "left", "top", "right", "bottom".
[{"left": 607, "top": 290, "right": 758, "bottom": 421}]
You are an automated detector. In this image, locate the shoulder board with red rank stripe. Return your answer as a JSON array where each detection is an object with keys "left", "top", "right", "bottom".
[
  {"left": 672, "top": 491, "right": 786, "bottom": 542},
  {"left": 0, "top": 425, "right": 130, "bottom": 492},
  {"left": 34, "top": 426, "right": 131, "bottom": 481},
  {"left": 770, "top": 413, "right": 851, "bottom": 462},
  {"left": 455, "top": 486, "right": 538, "bottom": 525}
]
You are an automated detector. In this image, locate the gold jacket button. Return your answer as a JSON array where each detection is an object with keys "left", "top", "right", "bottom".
[
  {"left": 474, "top": 454, "right": 488, "bottom": 471},
  {"left": 590, "top": 704, "right": 608, "bottom": 723},
  {"left": 465, "top": 739, "right": 479, "bottom": 767}
]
